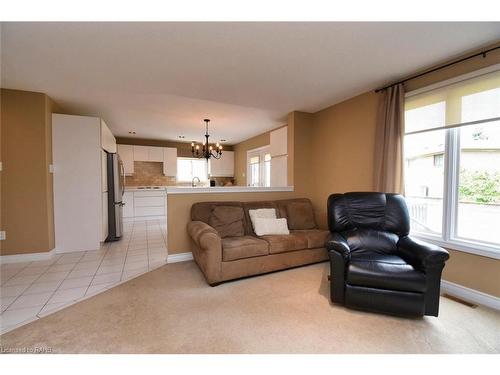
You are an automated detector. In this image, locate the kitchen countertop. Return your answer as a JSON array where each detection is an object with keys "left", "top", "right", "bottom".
[
  {"left": 124, "top": 186, "right": 167, "bottom": 192},
  {"left": 164, "top": 186, "right": 294, "bottom": 194},
  {"left": 125, "top": 186, "right": 295, "bottom": 194}
]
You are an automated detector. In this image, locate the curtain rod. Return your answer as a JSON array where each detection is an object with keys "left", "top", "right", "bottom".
[{"left": 374, "top": 45, "right": 500, "bottom": 93}]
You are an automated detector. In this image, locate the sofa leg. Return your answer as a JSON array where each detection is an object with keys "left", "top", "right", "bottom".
[{"left": 209, "top": 282, "right": 221, "bottom": 287}]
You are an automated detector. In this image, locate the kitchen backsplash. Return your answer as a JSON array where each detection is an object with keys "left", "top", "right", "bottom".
[
  {"left": 124, "top": 161, "right": 235, "bottom": 187},
  {"left": 124, "top": 161, "right": 176, "bottom": 186}
]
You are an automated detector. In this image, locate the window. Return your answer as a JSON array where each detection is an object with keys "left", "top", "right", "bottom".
[
  {"left": 177, "top": 158, "right": 208, "bottom": 182},
  {"left": 433, "top": 154, "right": 444, "bottom": 167},
  {"left": 404, "top": 67, "right": 500, "bottom": 255},
  {"left": 247, "top": 146, "right": 271, "bottom": 187}
]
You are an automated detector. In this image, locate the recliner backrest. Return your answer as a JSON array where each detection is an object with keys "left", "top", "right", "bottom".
[{"left": 327, "top": 192, "right": 410, "bottom": 237}]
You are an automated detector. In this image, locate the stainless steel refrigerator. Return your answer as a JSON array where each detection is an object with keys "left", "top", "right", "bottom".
[{"left": 106, "top": 152, "right": 125, "bottom": 241}]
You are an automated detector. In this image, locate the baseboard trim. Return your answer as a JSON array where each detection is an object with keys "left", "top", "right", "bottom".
[
  {"left": 0, "top": 248, "right": 56, "bottom": 264},
  {"left": 441, "top": 280, "right": 500, "bottom": 311},
  {"left": 167, "top": 252, "right": 193, "bottom": 263}
]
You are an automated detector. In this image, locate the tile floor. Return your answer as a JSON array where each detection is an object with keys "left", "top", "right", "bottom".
[{"left": 0, "top": 219, "right": 168, "bottom": 334}]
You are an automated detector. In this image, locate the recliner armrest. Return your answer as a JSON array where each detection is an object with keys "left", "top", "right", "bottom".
[
  {"left": 326, "top": 232, "right": 351, "bottom": 260},
  {"left": 397, "top": 236, "right": 449, "bottom": 270}
]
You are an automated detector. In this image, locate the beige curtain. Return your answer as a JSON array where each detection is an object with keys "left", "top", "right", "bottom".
[{"left": 373, "top": 83, "right": 405, "bottom": 194}]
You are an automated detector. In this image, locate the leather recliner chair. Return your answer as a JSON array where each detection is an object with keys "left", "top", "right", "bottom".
[{"left": 327, "top": 192, "right": 450, "bottom": 317}]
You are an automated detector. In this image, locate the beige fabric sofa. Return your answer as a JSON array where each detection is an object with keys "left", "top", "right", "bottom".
[{"left": 187, "top": 198, "right": 329, "bottom": 285}]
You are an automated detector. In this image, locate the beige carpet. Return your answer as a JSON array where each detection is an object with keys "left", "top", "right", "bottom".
[{"left": 0, "top": 261, "right": 499, "bottom": 353}]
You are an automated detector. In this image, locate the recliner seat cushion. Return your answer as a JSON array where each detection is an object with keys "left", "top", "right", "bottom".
[
  {"left": 222, "top": 236, "right": 269, "bottom": 261},
  {"left": 347, "top": 253, "right": 426, "bottom": 293}
]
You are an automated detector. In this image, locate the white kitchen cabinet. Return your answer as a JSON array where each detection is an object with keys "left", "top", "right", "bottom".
[
  {"left": 148, "top": 146, "right": 164, "bottom": 162},
  {"left": 133, "top": 145, "right": 166, "bottom": 163},
  {"left": 123, "top": 189, "right": 166, "bottom": 221},
  {"left": 101, "top": 149, "right": 108, "bottom": 193},
  {"left": 270, "top": 155, "right": 288, "bottom": 187},
  {"left": 210, "top": 150, "right": 234, "bottom": 177},
  {"left": 52, "top": 114, "right": 107, "bottom": 252},
  {"left": 117, "top": 144, "right": 135, "bottom": 175},
  {"left": 123, "top": 191, "right": 134, "bottom": 218},
  {"left": 101, "top": 192, "right": 108, "bottom": 242},
  {"left": 133, "top": 145, "right": 149, "bottom": 161},
  {"left": 270, "top": 126, "right": 288, "bottom": 157},
  {"left": 163, "top": 147, "right": 177, "bottom": 176},
  {"left": 100, "top": 120, "right": 116, "bottom": 153}
]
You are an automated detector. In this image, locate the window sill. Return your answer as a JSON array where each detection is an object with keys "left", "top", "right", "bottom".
[{"left": 412, "top": 233, "right": 500, "bottom": 260}]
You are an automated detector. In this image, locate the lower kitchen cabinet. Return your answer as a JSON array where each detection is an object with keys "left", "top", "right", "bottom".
[
  {"left": 123, "top": 189, "right": 166, "bottom": 219},
  {"left": 123, "top": 192, "right": 135, "bottom": 218}
]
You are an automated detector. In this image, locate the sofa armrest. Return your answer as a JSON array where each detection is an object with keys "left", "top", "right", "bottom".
[
  {"left": 187, "top": 221, "right": 222, "bottom": 285},
  {"left": 187, "top": 221, "right": 220, "bottom": 247},
  {"left": 397, "top": 236, "right": 449, "bottom": 271},
  {"left": 326, "top": 232, "right": 351, "bottom": 260}
]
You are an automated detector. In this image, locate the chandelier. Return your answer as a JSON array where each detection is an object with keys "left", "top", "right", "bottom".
[{"left": 191, "top": 119, "right": 223, "bottom": 160}]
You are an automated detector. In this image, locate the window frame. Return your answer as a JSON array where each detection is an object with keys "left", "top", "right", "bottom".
[
  {"left": 405, "top": 63, "right": 500, "bottom": 260},
  {"left": 176, "top": 157, "right": 208, "bottom": 183},
  {"left": 246, "top": 145, "right": 271, "bottom": 187}
]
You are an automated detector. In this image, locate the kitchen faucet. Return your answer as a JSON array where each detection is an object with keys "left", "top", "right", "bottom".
[{"left": 191, "top": 176, "right": 201, "bottom": 187}]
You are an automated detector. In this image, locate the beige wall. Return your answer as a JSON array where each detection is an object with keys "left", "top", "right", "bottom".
[
  {"left": 233, "top": 131, "right": 270, "bottom": 186},
  {"left": 0, "top": 89, "right": 55, "bottom": 255},
  {"left": 309, "top": 92, "right": 379, "bottom": 228}
]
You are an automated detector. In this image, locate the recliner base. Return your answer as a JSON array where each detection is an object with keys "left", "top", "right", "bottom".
[{"left": 345, "top": 284, "right": 425, "bottom": 317}]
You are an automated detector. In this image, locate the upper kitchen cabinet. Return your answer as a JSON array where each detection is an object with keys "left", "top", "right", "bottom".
[
  {"left": 270, "top": 126, "right": 288, "bottom": 187},
  {"left": 133, "top": 145, "right": 150, "bottom": 161},
  {"left": 100, "top": 120, "right": 117, "bottom": 153},
  {"left": 163, "top": 147, "right": 177, "bottom": 176},
  {"left": 210, "top": 150, "right": 234, "bottom": 177},
  {"left": 270, "top": 126, "right": 287, "bottom": 157},
  {"left": 133, "top": 145, "right": 165, "bottom": 162},
  {"left": 117, "top": 144, "right": 135, "bottom": 175},
  {"left": 148, "top": 146, "right": 164, "bottom": 162}
]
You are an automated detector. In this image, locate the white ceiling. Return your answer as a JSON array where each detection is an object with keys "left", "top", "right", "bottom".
[{"left": 1, "top": 22, "right": 500, "bottom": 144}]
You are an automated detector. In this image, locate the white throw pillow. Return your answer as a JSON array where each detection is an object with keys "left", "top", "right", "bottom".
[
  {"left": 253, "top": 218, "right": 290, "bottom": 236},
  {"left": 248, "top": 208, "right": 277, "bottom": 231}
]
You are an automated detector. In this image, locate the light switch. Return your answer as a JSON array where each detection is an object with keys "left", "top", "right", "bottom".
[{"left": 49, "top": 164, "right": 55, "bottom": 173}]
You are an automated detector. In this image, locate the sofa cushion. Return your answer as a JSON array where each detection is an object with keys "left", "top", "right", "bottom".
[
  {"left": 191, "top": 201, "right": 242, "bottom": 224},
  {"left": 253, "top": 218, "right": 290, "bottom": 236},
  {"left": 222, "top": 236, "right": 269, "bottom": 261},
  {"left": 242, "top": 201, "right": 279, "bottom": 235},
  {"left": 286, "top": 201, "right": 317, "bottom": 230},
  {"left": 347, "top": 253, "right": 426, "bottom": 293},
  {"left": 292, "top": 229, "right": 330, "bottom": 249},
  {"left": 248, "top": 208, "right": 277, "bottom": 232},
  {"left": 209, "top": 206, "right": 245, "bottom": 238},
  {"left": 261, "top": 232, "right": 308, "bottom": 254}
]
